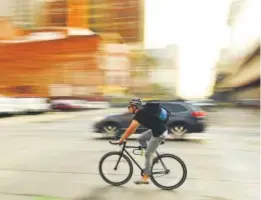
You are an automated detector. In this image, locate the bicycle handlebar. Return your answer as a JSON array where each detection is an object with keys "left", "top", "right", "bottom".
[{"left": 109, "top": 140, "right": 126, "bottom": 145}]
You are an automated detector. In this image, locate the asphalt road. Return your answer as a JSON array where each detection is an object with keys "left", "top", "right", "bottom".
[{"left": 0, "top": 108, "right": 259, "bottom": 200}]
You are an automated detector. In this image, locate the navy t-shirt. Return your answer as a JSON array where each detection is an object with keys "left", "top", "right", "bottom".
[{"left": 133, "top": 105, "right": 168, "bottom": 137}]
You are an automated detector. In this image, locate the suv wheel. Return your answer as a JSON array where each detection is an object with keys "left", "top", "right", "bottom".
[
  {"left": 169, "top": 123, "right": 188, "bottom": 139},
  {"left": 102, "top": 123, "right": 121, "bottom": 139}
]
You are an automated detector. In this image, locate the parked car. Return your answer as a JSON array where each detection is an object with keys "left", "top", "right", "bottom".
[
  {"left": 93, "top": 100, "right": 207, "bottom": 139},
  {"left": 14, "top": 98, "right": 51, "bottom": 114},
  {"left": 51, "top": 99, "right": 88, "bottom": 111},
  {"left": 51, "top": 99, "right": 109, "bottom": 111},
  {"left": 0, "top": 96, "right": 21, "bottom": 116}
]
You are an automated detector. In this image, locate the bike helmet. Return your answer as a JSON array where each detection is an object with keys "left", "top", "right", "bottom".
[{"left": 128, "top": 98, "right": 142, "bottom": 109}]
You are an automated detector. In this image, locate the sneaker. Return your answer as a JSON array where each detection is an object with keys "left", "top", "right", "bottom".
[{"left": 134, "top": 177, "right": 149, "bottom": 185}]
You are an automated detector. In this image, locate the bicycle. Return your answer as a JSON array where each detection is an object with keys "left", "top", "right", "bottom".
[{"left": 99, "top": 140, "right": 187, "bottom": 190}]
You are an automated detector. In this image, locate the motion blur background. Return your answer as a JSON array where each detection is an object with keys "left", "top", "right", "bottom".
[
  {"left": 0, "top": 0, "right": 259, "bottom": 108},
  {"left": 0, "top": 1, "right": 260, "bottom": 200}
]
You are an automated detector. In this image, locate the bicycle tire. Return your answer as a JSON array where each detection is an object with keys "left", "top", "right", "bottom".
[
  {"left": 99, "top": 151, "right": 133, "bottom": 186},
  {"left": 150, "top": 153, "right": 187, "bottom": 190}
]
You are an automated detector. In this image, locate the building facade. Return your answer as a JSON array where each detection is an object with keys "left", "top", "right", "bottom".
[
  {"left": 88, "top": 0, "right": 144, "bottom": 44},
  {"left": 0, "top": 1, "right": 13, "bottom": 18},
  {"left": 0, "top": 0, "right": 43, "bottom": 28},
  {"left": 214, "top": 0, "right": 260, "bottom": 103},
  {"left": 67, "top": 0, "right": 88, "bottom": 28},
  {"left": 40, "top": 0, "right": 144, "bottom": 44},
  {"left": 40, "top": 0, "right": 68, "bottom": 27},
  {"left": 0, "top": 22, "right": 104, "bottom": 97}
]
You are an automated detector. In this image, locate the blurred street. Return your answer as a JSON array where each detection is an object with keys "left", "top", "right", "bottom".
[
  {"left": 0, "top": 108, "right": 259, "bottom": 200},
  {"left": 0, "top": 0, "right": 259, "bottom": 199}
]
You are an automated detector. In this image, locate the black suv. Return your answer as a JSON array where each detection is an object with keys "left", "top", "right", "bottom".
[{"left": 93, "top": 100, "right": 207, "bottom": 139}]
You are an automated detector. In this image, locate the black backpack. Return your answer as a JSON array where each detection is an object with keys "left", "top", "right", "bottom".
[{"left": 143, "top": 102, "right": 170, "bottom": 123}]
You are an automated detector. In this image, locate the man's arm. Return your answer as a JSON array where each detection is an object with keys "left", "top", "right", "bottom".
[{"left": 119, "top": 120, "right": 140, "bottom": 144}]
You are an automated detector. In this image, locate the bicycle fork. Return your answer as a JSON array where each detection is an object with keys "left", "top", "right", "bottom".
[
  {"left": 114, "top": 153, "right": 124, "bottom": 170},
  {"left": 114, "top": 143, "right": 126, "bottom": 170}
]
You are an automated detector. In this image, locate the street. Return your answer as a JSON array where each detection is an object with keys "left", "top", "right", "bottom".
[{"left": 0, "top": 108, "right": 259, "bottom": 200}]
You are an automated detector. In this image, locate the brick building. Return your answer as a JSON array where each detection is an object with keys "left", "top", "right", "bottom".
[
  {"left": 88, "top": 0, "right": 144, "bottom": 44},
  {"left": 40, "top": 0, "right": 144, "bottom": 44},
  {"left": 0, "top": 21, "right": 104, "bottom": 97}
]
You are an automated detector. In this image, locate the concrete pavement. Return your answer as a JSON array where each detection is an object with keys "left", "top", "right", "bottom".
[
  {"left": 0, "top": 108, "right": 259, "bottom": 200},
  {"left": 206, "top": 107, "right": 260, "bottom": 127}
]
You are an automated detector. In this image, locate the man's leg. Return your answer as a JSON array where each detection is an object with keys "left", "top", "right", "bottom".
[
  {"left": 135, "top": 131, "right": 167, "bottom": 184},
  {"left": 137, "top": 129, "right": 152, "bottom": 148},
  {"left": 144, "top": 134, "right": 165, "bottom": 176}
]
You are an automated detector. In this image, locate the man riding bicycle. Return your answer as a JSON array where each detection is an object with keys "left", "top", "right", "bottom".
[{"left": 111, "top": 98, "right": 169, "bottom": 185}]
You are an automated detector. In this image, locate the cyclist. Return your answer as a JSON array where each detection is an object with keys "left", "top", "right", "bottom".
[{"left": 111, "top": 98, "right": 169, "bottom": 184}]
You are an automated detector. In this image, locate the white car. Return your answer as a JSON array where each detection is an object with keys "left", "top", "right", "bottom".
[
  {"left": 0, "top": 97, "right": 21, "bottom": 115},
  {"left": 14, "top": 98, "right": 51, "bottom": 114}
]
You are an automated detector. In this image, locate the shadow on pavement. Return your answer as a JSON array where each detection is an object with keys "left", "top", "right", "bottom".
[
  {"left": 74, "top": 186, "right": 113, "bottom": 200},
  {"left": 74, "top": 185, "right": 177, "bottom": 200}
]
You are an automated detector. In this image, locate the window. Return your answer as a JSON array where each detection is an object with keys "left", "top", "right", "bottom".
[{"left": 162, "top": 103, "right": 187, "bottom": 113}]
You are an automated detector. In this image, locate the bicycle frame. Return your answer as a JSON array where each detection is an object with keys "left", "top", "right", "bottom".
[{"left": 114, "top": 142, "right": 169, "bottom": 175}]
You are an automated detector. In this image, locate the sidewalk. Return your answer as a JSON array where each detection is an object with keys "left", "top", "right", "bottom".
[{"left": 0, "top": 108, "right": 125, "bottom": 126}]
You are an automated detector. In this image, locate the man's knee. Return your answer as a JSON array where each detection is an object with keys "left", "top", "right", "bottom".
[
  {"left": 137, "top": 136, "right": 145, "bottom": 144},
  {"left": 145, "top": 151, "right": 154, "bottom": 158}
]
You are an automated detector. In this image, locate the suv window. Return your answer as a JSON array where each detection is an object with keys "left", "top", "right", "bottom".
[
  {"left": 186, "top": 102, "right": 203, "bottom": 111},
  {"left": 191, "top": 105, "right": 202, "bottom": 111},
  {"left": 162, "top": 103, "right": 188, "bottom": 112}
]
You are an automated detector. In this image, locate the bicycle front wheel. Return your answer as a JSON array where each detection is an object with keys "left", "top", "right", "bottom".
[
  {"left": 99, "top": 151, "right": 133, "bottom": 186},
  {"left": 150, "top": 153, "right": 187, "bottom": 190}
]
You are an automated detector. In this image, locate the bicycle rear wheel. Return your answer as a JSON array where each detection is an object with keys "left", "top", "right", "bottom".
[
  {"left": 99, "top": 151, "right": 133, "bottom": 186},
  {"left": 150, "top": 153, "right": 187, "bottom": 190}
]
